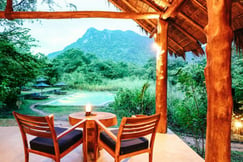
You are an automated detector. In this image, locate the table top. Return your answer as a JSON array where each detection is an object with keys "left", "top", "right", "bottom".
[{"left": 69, "top": 111, "right": 117, "bottom": 127}]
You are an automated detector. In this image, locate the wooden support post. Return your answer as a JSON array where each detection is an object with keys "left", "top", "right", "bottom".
[
  {"left": 156, "top": 19, "right": 168, "bottom": 133},
  {"left": 5, "top": 0, "right": 13, "bottom": 19},
  {"left": 5, "top": 0, "right": 13, "bottom": 12},
  {"left": 205, "top": 0, "right": 233, "bottom": 161}
]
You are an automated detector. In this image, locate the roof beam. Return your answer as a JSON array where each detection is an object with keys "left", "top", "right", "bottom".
[
  {"left": 168, "top": 37, "right": 184, "bottom": 51},
  {"left": 109, "top": 0, "right": 153, "bottom": 33},
  {"left": 169, "top": 46, "right": 185, "bottom": 57},
  {"left": 168, "top": 47, "right": 177, "bottom": 54},
  {"left": 121, "top": 0, "right": 157, "bottom": 30},
  {"left": 171, "top": 22, "right": 198, "bottom": 43},
  {"left": 191, "top": 0, "right": 207, "bottom": 13},
  {"left": 141, "top": 0, "right": 168, "bottom": 12},
  {"left": 178, "top": 12, "right": 205, "bottom": 33},
  {"left": 0, "top": 11, "right": 161, "bottom": 20},
  {"left": 156, "top": 0, "right": 171, "bottom": 7},
  {"left": 162, "top": 0, "right": 186, "bottom": 19}
]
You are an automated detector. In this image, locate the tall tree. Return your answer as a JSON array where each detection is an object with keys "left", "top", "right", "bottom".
[{"left": 0, "top": 27, "right": 45, "bottom": 108}]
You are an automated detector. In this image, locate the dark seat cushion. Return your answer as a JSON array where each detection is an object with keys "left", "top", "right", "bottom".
[
  {"left": 30, "top": 127, "right": 82, "bottom": 155},
  {"left": 100, "top": 129, "right": 148, "bottom": 155}
]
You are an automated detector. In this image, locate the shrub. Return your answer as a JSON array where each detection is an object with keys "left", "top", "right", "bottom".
[{"left": 113, "top": 82, "right": 155, "bottom": 118}]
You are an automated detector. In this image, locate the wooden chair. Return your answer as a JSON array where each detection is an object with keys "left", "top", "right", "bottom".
[
  {"left": 95, "top": 113, "right": 161, "bottom": 162},
  {"left": 13, "top": 111, "right": 86, "bottom": 162}
]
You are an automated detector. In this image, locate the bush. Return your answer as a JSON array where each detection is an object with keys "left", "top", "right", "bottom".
[{"left": 113, "top": 82, "right": 155, "bottom": 118}]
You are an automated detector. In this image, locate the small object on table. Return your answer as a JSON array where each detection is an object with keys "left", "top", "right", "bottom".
[{"left": 85, "top": 104, "right": 92, "bottom": 116}]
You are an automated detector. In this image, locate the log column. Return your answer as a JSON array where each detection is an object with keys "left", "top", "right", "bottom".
[
  {"left": 205, "top": 0, "right": 233, "bottom": 161},
  {"left": 156, "top": 19, "right": 168, "bottom": 133},
  {"left": 5, "top": 0, "right": 13, "bottom": 19}
]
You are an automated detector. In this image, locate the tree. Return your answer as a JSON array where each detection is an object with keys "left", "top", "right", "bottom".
[
  {"left": 173, "top": 59, "right": 207, "bottom": 156},
  {"left": 0, "top": 27, "right": 45, "bottom": 108},
  {"left": 231, "top": 52, "right": 243, "bottom": 114},
  {"left": 143, "top": 57, "right": 156, "bottom": 80}
]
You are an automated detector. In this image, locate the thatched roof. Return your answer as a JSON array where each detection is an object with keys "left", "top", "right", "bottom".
[{"left": 108, "top": 0, "right": 243, "bottom": 58}]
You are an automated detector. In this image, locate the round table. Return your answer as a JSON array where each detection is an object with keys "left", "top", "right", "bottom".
[
  {"left": 69, "top": 112, "right": 117, "bottom": 161},
  {"left": 69, "top": 111, "right": 117, "bottom": 127}
]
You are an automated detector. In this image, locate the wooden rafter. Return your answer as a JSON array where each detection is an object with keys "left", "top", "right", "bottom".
[
  {"left": 168, "top": 46, "right": 177, "bottom": 54},
  {"left": 121, "top": 0, "right": 157, "bottom": 29},
  {"left": 157, "top": 0, "right": 172, "bottom": 7},
  {"left": 140, "top": 0, "right": 165, "bottom": 12},
  {"left": 0, "top": 11, "right": 161, "bottom": 20},
  {"left": 178, "top": 12, "right": 205, "bottom": 33},
  {"left": 121, "top": 0, "right": 159, "bottom": 35},
  {"left": 162, "top": 0, "right": 185, "bottom": 19},
  {"left": 169, "top": 46, "right": 184, "bottom": 57},
  {"left": 142, "top": 0, "right": 201, "bottom": 45},
  {"left": 109, "top": 0, "right": 153, "bottom": 33},
  {"left": 168, "top": 36, "right": 184, "bottom": 51},
  {"left": 171, "top": 22, "right": 198, "bottom": 43},
  {"left": 140, "top": 0, "right": 199, "bottom": 45},
  {"left": 191, "top": 0, "right": 207, "bottom": 13}
]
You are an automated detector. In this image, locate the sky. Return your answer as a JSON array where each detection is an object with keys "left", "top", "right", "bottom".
[{"left": 21, "top": 0, "right": 147, "bottom": 55}]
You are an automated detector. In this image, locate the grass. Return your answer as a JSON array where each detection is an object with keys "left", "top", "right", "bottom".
[{"left": 76, "top": 77, "right": 155, "bottom": 91}]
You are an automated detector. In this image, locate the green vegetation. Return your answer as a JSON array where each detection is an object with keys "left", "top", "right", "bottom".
[
  {"left": 48, "top": 28, "right": 155, "bottom": 65},
  {"left": 0, "top": 27, "right": 46, "bottom": 109},
  {"left": 0, "top": 2, "right": 242, "bottom": 159},
  {"left": 48, "top": 48, "right": 156, "bottom": 89},
  {"left": 231, "top": 151, "right": 243, "bottom": 162},
  {"left": 167, "top": 58, "right": 207, "bottom": 156},
  {"left": 113, "top": 82, "right": 155, "bottom": 118}
]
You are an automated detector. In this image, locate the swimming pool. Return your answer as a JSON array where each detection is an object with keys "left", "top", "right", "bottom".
[{"left": 43, "top": 91, "right": 115, "bottom": 106}]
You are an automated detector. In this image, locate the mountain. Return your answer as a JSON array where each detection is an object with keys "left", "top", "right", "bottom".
[{"left": 48, "top": 28, "right": 156, "bottom": 65}]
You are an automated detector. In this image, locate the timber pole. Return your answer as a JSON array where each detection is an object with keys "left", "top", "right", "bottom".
[
  {"left": 205, "top": 0, "right": 233, "bottom": 161},
  {"left": 156, "top": 19, "right": 168, "bottom": 133}
]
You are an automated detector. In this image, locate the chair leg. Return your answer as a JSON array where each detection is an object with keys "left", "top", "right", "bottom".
[
  {"left": 115, "top": 157, "right": 119, "bottom": 162},
  {"left": 55, "top": 155, "right": 60, "bottom": 162},
  {"left": 94, "top": 144, "right": 99, "bottom": 161},
  {"left": 149, "top": 152, "right": 153, "bottom": 162},
  {"left": 24, "top": 151, "right": 29, "bottom": 162}
]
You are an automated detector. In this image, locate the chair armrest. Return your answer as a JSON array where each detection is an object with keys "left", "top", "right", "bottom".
[
  {"left": 57, "top": 119, "right": 86, "bottom": 140},
  {"left": 95, "top": 119, "right": 117, "bottom": 142}
]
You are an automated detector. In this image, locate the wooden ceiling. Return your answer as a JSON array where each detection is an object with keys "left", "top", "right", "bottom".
[
  {"left": 1, "top": 0, "right": 243, "bottom": 58},
  {"left": 108, "top": 0, "right": 243, "bottom": 58}
]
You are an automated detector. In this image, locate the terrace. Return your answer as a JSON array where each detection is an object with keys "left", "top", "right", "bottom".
[
  {"left": 0, "top": 126, "right": 203, "bottom": 162},
  {"left": 0, "top": 0, "right": 242, "bottom": 162}
]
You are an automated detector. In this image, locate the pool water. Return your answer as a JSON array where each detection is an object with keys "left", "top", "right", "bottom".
[{"left": 43, "top": 91, "right": 115, "bottom": 106}]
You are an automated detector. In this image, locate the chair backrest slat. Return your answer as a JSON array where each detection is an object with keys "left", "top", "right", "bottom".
[
  {"left": 122, "top": 123, "right": 155, "bottom": 133},
  {"left": 119, "top": 113, "right": 161, "bottom": 141},
  {"left": 16, "top": 113, "right": 47, "bottom": 122},
  {"left": 22, "top": 126, "right": 52, "bottom": 138},
  {"left": 13, "top": 112, "right": 54, "bottom": 138},
  {"left": 19, "top": 120, "right": 50, "bottom": 131},
  {"left": 121, "top": 127, "right": 154, "bottom": 140},
  {"left": 19, "top": 118, "right": 49, "bottom": 127},
  {"left": 125, "top": 116, "right": 158, "bottom": 124}
]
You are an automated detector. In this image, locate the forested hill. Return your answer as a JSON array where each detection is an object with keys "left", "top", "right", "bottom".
[{"left": 48, "top": 27, "right": 156, "bottom": 65}]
